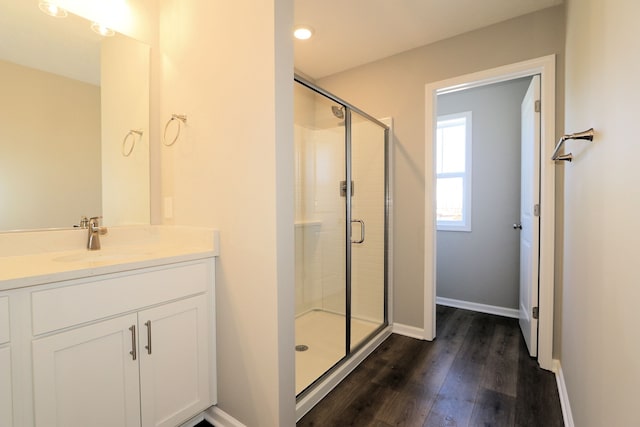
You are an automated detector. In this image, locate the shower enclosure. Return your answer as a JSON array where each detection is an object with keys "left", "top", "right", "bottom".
[{"left": 294, "top": 76, "right": 390, "bottom": 399}]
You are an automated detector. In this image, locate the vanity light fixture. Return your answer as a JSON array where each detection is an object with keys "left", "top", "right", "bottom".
[
  {"left": 91, "top": 22, "right": 115, "bottom": 37},
  {"left": 293, "top": 26, "right": 314, "bottom": 40},
  {"left": 38, "top": 1, "right": 68, "bottom": 18}
]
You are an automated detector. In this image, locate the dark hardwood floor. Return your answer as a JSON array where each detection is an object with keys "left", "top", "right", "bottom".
[{"left": 297, "top": 305, "right": 564, "bottom": 427}]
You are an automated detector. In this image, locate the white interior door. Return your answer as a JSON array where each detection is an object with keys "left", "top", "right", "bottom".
[{"left": 519, "top": 75, "right": 541, "bottom": 357}]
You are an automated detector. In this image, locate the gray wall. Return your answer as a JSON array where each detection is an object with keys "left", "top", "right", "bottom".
[
  {"left": 436, "top": 78, "right": 531, "bottom": 309},
  {"left": 317, "top": 5, "right": 565, "bottom": 331}
]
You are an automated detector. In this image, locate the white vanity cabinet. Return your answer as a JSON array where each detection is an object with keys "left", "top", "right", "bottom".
[
  {"left": 28, "top": 260, "right": 215, "bottom": 427},
  {"left": 139, "top": 295, "right": 210, "bottom": 427},
  {"left": 32, "top": 313, "right": 142, "bottom": 427},
  {"left": 0, "top": 296, "right": 13, "bottom": 427}
]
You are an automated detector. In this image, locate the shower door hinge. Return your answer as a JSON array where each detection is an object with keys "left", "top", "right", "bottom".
[
  {"left": 532, "top": 306, "right": 539, "bottom": 320},
  {"left": 534, "top": 204, "right": 540, "bottom": 217},
  {"left": 340, "top": 180, "right": 354, "bottom": 197},
  {"left": 535, "top": 100, "right": 541, "bottom": 113}
]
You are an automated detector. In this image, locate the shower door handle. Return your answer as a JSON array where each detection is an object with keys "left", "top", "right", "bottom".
[{"left": 351, "top": 219, "right": 365, "bottom": 244}]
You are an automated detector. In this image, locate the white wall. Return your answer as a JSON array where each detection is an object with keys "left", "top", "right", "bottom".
[
  {"left": 158, "top": 1, "right": 295, "bottom": 426},
  {"left": 561, "top": 0, "right": 640, "bottom": 425},
  {"left": 436, "top": 78, "right": 531, "bottom": 309}
]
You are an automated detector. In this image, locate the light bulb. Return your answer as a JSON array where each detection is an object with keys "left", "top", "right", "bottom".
[
  {"left": 91, "top": 22, "right": 115, "bottom": 37},
  {"left": 294, "top": 27, "right": 313, "bottom": 40},
  {"left": 38, "top": 1, "right": 68, "bottom": 18}
]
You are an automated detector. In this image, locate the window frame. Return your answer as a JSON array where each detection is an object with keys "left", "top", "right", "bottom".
[{"left": 436, "top": 111, "right": 472, "bottom": 232}]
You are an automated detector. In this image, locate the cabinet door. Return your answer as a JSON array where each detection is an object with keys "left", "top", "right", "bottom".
[
  {"left": 0, "top": 346, "right": 13, "bottom": 427},
  {"left": 139, "top": 295, "right": 210, "bottom": 427},
  {"left": 32, "top": 314, "right": 141, "bottom": 427}
]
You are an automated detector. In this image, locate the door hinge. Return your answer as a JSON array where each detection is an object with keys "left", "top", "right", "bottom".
[
  {"left": 534, "top": 204, "right": 540, "bottom": 217},
  {"left": 340, "top": 180, "right": 354, "bottom": 197},
  {"left": 532, "top": 307, "right": 539, "bottom": 320},
  {"left": 535, "top": 100, "right": 541, "bottom": 113}
]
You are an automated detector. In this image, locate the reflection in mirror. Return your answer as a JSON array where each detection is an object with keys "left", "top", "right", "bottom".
[{"left": 0, "top": 1, "right": 150, "bottom": 232}]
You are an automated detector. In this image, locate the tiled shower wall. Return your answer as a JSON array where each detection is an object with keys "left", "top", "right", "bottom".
[{"left": 294, "top": 96, "right": 385, "bottom": 325}]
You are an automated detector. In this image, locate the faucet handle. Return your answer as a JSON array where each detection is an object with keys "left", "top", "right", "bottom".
[
  {"left": 89, "top": 216, "right": 108, "bottom": 235},
  {"left": 76, "top": 216, "right": 89, "bottom": 229}
]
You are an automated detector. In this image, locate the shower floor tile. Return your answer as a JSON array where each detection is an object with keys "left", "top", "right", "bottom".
[{"left": 295, "top": 310, "right": 380, "bottom": 395}]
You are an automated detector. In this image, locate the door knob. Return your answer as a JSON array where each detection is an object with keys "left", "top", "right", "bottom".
[{"left": 513, "top": 223, "right": 522, "bottom": 230}]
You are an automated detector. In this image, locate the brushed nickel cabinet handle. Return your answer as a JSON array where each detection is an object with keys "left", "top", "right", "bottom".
[
  {"left": 145, "top": 320, "right": 152, "bottom": 355},
  {"left": 129, "top": 325, "right": 137, "bottom": 361}
]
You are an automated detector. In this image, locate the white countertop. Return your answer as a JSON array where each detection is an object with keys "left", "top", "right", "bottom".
[{"left": 0, "top": 226, "right": 219, "bottom": 291}]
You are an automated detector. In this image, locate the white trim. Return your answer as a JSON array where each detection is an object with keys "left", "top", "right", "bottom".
[
  {"left": 205, "top": 405, "right": 247, "bottom": 427},
  {"left": 295, "top": 326, "right": 392, "bottom": 421},
  {"left": 424, "top": 55, "right": 556, "bottom": 370},
  {"left": 436, "top": 111, "right": 473, "bottom": 232},
  {"left": 392, "top": 322, "right": 425, "bottom": 339},
  {"left": 436, "top": 297, "right": 519, "bottom": 319},
  {"left": 553, "top": 360, "right": 575, "bottom": 427},
  {"left": 178, "top": 413, "right": 205, "bottom": 427}
]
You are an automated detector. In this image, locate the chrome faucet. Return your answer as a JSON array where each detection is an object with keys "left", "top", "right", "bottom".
[
  {"left": 75, "top": 216, "right": 90, "bottom": 229},
  {"left": 87, "top": 216, "right": 108, "bottom": 250}
]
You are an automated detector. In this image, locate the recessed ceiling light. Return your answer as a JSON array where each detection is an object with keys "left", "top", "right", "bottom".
[
  {"left": 91, "top": 22, "right": 115, "bottom": 37},
  {"left": 38, "top": 1, "right": 68, "bottom": 18},
  {"left": 294, "top": 26, "right": 314, "bottom": 40}
]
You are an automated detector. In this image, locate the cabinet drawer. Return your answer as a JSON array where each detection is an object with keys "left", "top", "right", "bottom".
[
  {"left": 32, "top": 261, "right": 211, "bottom": 336},
  {"left": 0, "top": 297, "right": 8, "bottom": 344}
]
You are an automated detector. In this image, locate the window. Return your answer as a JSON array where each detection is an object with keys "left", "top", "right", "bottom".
[{"left": 436, "top": 111, "right": 472, "bottom": 231}]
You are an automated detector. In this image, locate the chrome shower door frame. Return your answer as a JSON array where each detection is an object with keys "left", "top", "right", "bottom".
[{"left": 294, "top": 74, "right": 390, "bottom": 400}]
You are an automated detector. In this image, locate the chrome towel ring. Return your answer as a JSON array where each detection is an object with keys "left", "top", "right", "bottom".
[
  {"left": 163, "top": 114, "right": 187, "bottom": 146},
  {"left": 122, "top": 129, "right": 143, "bottom": 157}
]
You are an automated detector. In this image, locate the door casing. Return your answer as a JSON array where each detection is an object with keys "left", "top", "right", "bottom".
[{"left": 424, "top": 55, "right": 556, "bottom": 370}]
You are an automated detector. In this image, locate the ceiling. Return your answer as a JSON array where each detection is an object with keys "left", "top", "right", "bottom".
[
  {"left": 294, "top": 0, "right": 563, "bottom": 80},
  {"left": 2, "top": 1, "right": 563, "bottom": 85},
  {"left": 0, "top": 0, "right": 102, "bottom": 84}
]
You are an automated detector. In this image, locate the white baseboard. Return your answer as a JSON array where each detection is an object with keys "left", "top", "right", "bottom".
[
  {"left": 204, "top": 406, "right": 247, "bottom": 427},
  {"left": 436, "top": 296, "right": 519, "bottom": 319},
  {"left": 179, "top": 413, "right": 204, "bottom": 427},
  {"left": 553, "top": 359, "right": 575, "bottom": 427},
  {"left": 392, "top": 322, "right": 426, "bottom": 340}
]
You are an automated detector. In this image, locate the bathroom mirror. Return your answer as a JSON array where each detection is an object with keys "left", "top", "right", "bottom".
[{"left": 0, "top": 1, "right": 150, "bottom": 232}]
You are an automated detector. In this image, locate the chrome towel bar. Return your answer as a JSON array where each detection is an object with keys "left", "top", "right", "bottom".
[{"left": 551, "top": 128, "right": 594, "bottom": 162}]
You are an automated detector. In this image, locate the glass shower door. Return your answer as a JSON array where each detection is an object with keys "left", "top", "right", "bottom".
[
  {"left": 294, "top": 76, "right": 389, "bottom": 399},
  {"left": 348, "top": 111, "right": 388, "bottom": 351},
  {"left": 294, "top": 83, "right": 347, "bottom": 395}
]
